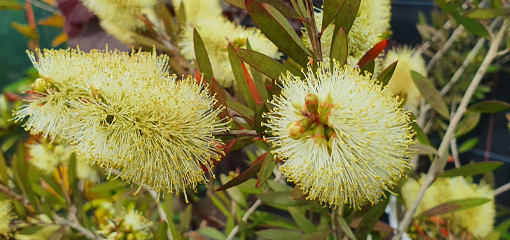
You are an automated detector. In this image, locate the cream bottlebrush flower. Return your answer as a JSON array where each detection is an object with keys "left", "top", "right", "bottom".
[
  {"left": 303, "top": 0, "right": 391, "bottom": 66},
  {"left": 179, "top": 16, "right": 280, "bottom": 87},
  {"left": 13, "top": 48, "right": 169, "bottom": 140},
  {"left": 68, "top": 69, "right": 228, "bottom": 197},
  {"left": 82, "top": 0, "right": 157, "bottom": 32},
  {"left": 383, "top": 47, "right": 427, "bottom": 113},
  {"left": 402, "top": 176, "right": 495, "bottom": 238},
  {"left": 99, "top": 209, "right": 153, "bottom": 240},
  {"left": 100, "top": 20, "right": 137, "bottom": 45},
  {"left": 0, "top": 200, "right": 15, "bottom": 237},
  {"left": 172, "top": 0, "right": 223, "bottom": 23},
  {"left": 265, "top": 60, "right": 415, "bottom": 208}
]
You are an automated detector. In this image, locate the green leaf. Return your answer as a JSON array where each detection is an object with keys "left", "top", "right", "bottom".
[
  {"left": 354, "top": 198, "right": 389, "bottom": 240},
  {"left": 0, "top": 150, "right": 8, "bottom": 184},
  {"left": 288, "top": 207, "right": 317, "bottom": 233},
  {"left": 411, "top": 71, "right": 450, "bottom": 119},
  {"left": 458, "top": 138, "right": 478, "bottom": 154},
  {"left": 227, "top": 99, "right": 254, "bottom": 119},
  {"left": 410, "top": 143, "right": 437, "bottom": 155},
  {"left": 255, "top": 0, "right": 300, "bottom": 19},
  {"left": 301, "top": 229, "right": 332, "bottom": 240},
  {"left": 254, "top": 104, "right": 268, "bottom": 135},
  {"left": 467, "top": 100, "right": 509, "bottom": 113},
  {"left": 193, "top": 29, "right": 213, "bottom": 83},
  {"left": 377, "top": 61, "right": 398, "bottom": 87},
  {"left": 246, "top": 0, "right": 311, "bottom": 67},
  {"left": 220, "top": 174, "right": 247, "bottom": 207},
  {"left": 322, "top": 0, "right": 347, "bottom": 32},
  {"left": 330, "top": 27, "right": 348, "bottom": 67},
  {"left": 411, "top": 122, "right": 431, "bottom": 146},
  {"left": 256, "top": 191, "right": 310, "bottom": 206},
  {"left": 236, "top": 49, "right": 288, "bottom": 81},
  {"left": 13, "top": 144, "right": 39, "bottom": 213},
  {"left": 229, "top": 44, "right": 257, "bottom": 109},
  {"left": 154, "top": 1, "right": 177, "bottom": 38},
  {"left": 198, "top": 227, "right": 225, "bottom": 240},
  {"left": 256, "top": 149, "right": 275, "bottom": 187},
  {"left": 216, "top": 152, "right": 267, "bottom": 191},
  {"left": 418, "top": 198, "right": 491, "bottom": 217},
  {"left": 209, "top": 78, "right": 230, "bottom": 121},
  {"left": 179, "top": 204, "right": 193, "bottom": 234},
  {"left": 439, "top": 161, "right": 503, "bottom": 177},
  {"left": 242, "top": 62, "right": 265, "bottom": 107},
  {"left": 255, "top": 229, "right": 304, "bottom": 240},
  {"left": 465, "top": 8, "right": 505, "bottom": 19},
  {"left": 156, "top": 222, "right": 169, "bottom": 240},
  {"left": 267, "top": 180, "right": 293, "bottom": 192},
  {"left": 0, "top": 0, "right": 24, "bottom": 10},
  {"left": 434, "top": 0, "right": 489, "bottom": 37},
  {"left": 455, "top": 112, "right": 481, "bottom": 138},
  {"left": 337, "top": 216, "right": 357, "bottom": 240},
  {"left": 360, "top": 60, "right": 375, "bottom": 77},
  {"left": 333, "top": 0, "right": 361, "bottom": 35},
  {"left": 224, "top": 0, "right": 245, "bottom": 9},
  {"left": 282, "top": 60, "right": 305, "bottom": 78},
  {"left": 178, "top": 2, "right": 186, "bottom": 30},
  {"left": 291, "top": 184, "right": 306, "bottom": 200},
  {"left": 67, "top": 153, "right": 77, "bottom": 187}
]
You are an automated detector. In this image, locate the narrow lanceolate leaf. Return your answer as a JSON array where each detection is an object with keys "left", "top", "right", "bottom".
[
  {"left": 467, "top": 100, "right": 509, "bottom": 113},
  {"left": 236, "top": 49, "right": 288, "bottom": 81},
  {"left": 0, "top": 151, "right": 8, "bottom": 184},
  {"left": 245, "top": 41, "right": 270, "bottom": 106},
  {"left": 68, "top": 153, "right": 77, "bottom": 187},
  {"left": 209, "top": 78, "right": 230, "bottom": 120},
  {"left": 410, "top": 143, "right": 438, "bottom": 155},
  {"left": 256, "top": 149, "right": 275, "bottom": 187},
  {"left": 322, "top": 0, "right": 347, "bottom": 32},
  {"left": 288, "top": 207, "right": 317, "bottom": 233},
  {"left": 301, "top": 229, "right": 332, "bottom": 240},
  {"left": 52, "top": 32, "right": 68, "bottom": 47},
  {"left": 227, "top": 99, "right": 254, "bottom": 119},
  {"left": 229, "top": 44, "right": 256, "bottom": 109},
  {"left": 465, "top": 8, "right": 505, "bottom": 19},
  {"left": 225, "top": 0, "right": 301, "bottom": 19},
  {"left": 291, "top": 184, "right": 306, "bottom": 200},
  {"left": 14, "top": 143, "right": 39, "bottom": 213},
  {"left": 419, "top": 198, "right": 491, "bottom": 218},
  {"left": 360, "top": 60, "right": 375, "bottom": 77},
  {"left": 193, "top": 29, "right": 214, "bottom": 83},
  {"left": 330, "top": 27, "right": 348, "bottom": 68},
  {"left": 11, "top": 22, "right": 39, "bottom": 40},
  {"left": 439, "top": 161, "right": 503, "bottom": 178},
  {"left": 357, "top": 40, "right": 387, "bottom": 68},
  {"left": 216, "top": 152, "right": 268, "bottom": 191},
  {"left": 411, "top": 122, "right": 431, "bottom": 146},
  {"left": 455, "top": 112, "right": 481, "bottom": 138},
  {"left": 333, "top": 0, "right": 361, "bottom": 36},
  {"left": 0, "top": 0, "right": 24, "bottom": 10},
  {"left": 255, "top": 229, "right": 304, "bottom": 240},
  {"left": 411, "top": 71, "right": 450, "bottom": 119},
  {"left": 256, "top": 191, "right": 311, "bottom": 206},
  {"left": 354, "top": 198, "right": 389, "bottom": 240},
  {"left": 457, "top": 138, "right": 478, "bottom": 154},
  {"left": 246, "top": 0, "right": 311, "bottom": 67},
  {"left": 337, "top": 216, "right": 357, "bottom": 240},
  {"left": 38, "top": 14, "right": 64, "bottom": 28},
  {"left": 242, "top": 62, "right": 264, "bottom": 106},
  {"left": 434, "top": 0, "right": 489, "bottom": 37},
  {"left": 377, "top": 60, "right": 397, "bottom": 87},
  {"left": 282, "top": 60, "right": 305, "bottom": 79}
]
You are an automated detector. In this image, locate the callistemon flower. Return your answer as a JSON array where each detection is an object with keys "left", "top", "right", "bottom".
[
  {"left": 0, "top": 200, "right": 15, "bottom": 238},
  {"left": 265, "top": 60, "right": 416, "bottom": 208},
  {"left": 13, "top": 48, "right": 169, "bottom": 140},
  {"left": 68, "top": 72, "right": 228, "bottom": 199}
]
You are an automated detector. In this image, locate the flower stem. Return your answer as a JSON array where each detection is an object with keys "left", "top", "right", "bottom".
[{"left": 331, "top": 207, "right": 342, "bottom": 240}]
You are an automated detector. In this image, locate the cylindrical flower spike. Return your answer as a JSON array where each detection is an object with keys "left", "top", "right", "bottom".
[{"left": 266, "top": 59, "right": 415, "bottom": 208}]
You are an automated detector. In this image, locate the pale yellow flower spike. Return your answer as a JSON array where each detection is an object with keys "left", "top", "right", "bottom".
[
  {"left": 383, "top": 47, "right": 427, "bottom": 114},
  {"left": 265, "top": 60, "right": 415, "bottom": 208},
  {"left": 0, "top": 200, "right": 16, "bottom": 237},
  {"left": 99, "top": 209, "right": 153, "bottom": 240},
  {"left": 402, "top": 176, "right": 495, "bottom": 238},
  {"left": 303, "top": 0, "right": 391, "bottom": 66},
  {"left": 172, "top": 0, "right": 224, "bottom": 23}
]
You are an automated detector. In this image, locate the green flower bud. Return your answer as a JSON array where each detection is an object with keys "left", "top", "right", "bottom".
[
  {"left": 33, "top": 78, "right": 47, "bottom": 93},
  {"left": 304, "top": 93, "right": 319, "bottom": 114},
  {"left": 312, "top": 125, "right": 327, "bottom": 146},
  {"left": 287, "top": 118, "right": 313, "bottom": 140}
]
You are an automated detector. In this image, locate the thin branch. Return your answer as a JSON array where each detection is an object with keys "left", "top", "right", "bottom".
[
  {"left": 0, "top": 183, "right": 31, "bottom": 209},
  {"left": 148, "top": 190, "right": 174, "bottom": 240},
  {"left": 53, "top": 215, "right": 99, "bottom": 240},
  {"left": 212, "top": 129, "right": 258, "bottom": 137},
  {"left": 426, "top": 25, "right": 465, "bottom": 73},
  {"left": 495, "top": 182, "right": 510, "bottom": 196},
  {"left": 225, "top": 171, "right": 284, "bottom": 240},
  {"left": 393, "top": 18, "right": 509, "bottom": 240},
  {"left": 332, "top": 207, "right": 342, "bottom": 240},
  {"left": 450, "top": 103, "right": 460, "bottom": 168},
  {"left": 26, "top": 0, "right": 59, "bottom": 14},
  {"left": 304, "top": 0, "right": 322, "bottom": 61}
]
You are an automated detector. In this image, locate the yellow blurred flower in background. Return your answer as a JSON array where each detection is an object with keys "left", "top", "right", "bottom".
[
  {"left": 382, "top": 47, "right": 427, "bottom": 113},
  {"left": 99, "top": 209, "right": 152, "bottom": 240},
  {"left": 402, "top": 176, "right": 495, "bottom": 238},
  {"left": 265, "top": 60, "right": 415, "bottom": 208},
  {"left": 0, "top": 200, "right": 15, "bottom": 237}
]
